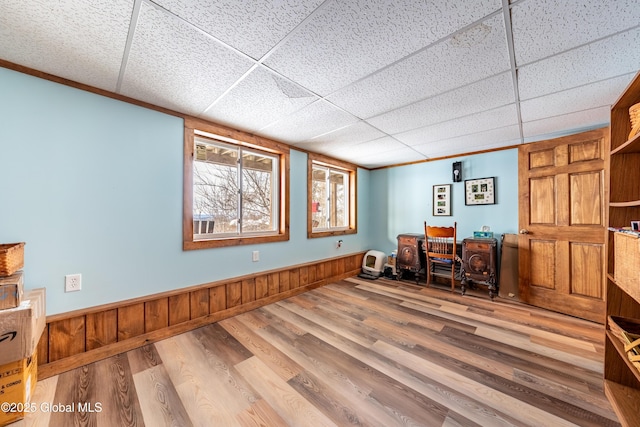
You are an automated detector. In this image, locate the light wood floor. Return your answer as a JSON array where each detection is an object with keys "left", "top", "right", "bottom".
[{"left": 19, "top": 277, "right": 619, "bottom": 426}]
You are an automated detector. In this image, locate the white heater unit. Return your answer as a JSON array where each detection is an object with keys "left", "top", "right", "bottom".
[{"left": 360, "top": 250, "right": 387, "bottom": 279}]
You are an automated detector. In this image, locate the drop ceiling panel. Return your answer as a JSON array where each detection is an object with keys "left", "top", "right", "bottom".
[
  {"left": 518, "top": 27, "right": 640, "bottom": 100},
  {"left": 395, "top": 104, "right": 519, "bottom": 147},
  {"left": 202, "top": 65, "right": 317, "bottom": 133},
  {"left": 0, "top": 0, "right": 132, "bottom": 91},
  {"left": 357, "top": 147, "right": 425, "bottom": 169},
  {"left": 520, "top": 73, "right": 635, "bottom": 122},
  {"left": 327, "top": 136, "right": 407, "bottom": 159},
  {"left": 258, "top": 100, "right": 360, "bottom": 143},
  {"left": 326, "top": 13, "right": 511, "bottom": 119},
  {"left": 293, "top": 122, "right": 387, "bottom": 153},
  {"left": 367, "top": 72, "right": 515, "bottom": 134},
  {"left": 153, "top": 0, "right": 325, "bottom": 59},
  {"left": 511, "top": 0, "right": 640, "bottom": 66},
  {"left": 120, "top": 2, "right": 255, "bottom": 115},
  {"left": 1, "top": 0, "right": 638, "bottom": 169},
  {"left": 264, "top": 0, "right": 501, "bottom": 95},
  {"left": 522, "top": 106, "right": 610, "bottom": 141},
  {"left": 412, "top": 125, "right": 521, "bottom": 158}
]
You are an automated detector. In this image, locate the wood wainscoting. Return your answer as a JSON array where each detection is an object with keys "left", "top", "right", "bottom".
[{"left": 36, "top": 251, "right": 365, "bottom": 379}]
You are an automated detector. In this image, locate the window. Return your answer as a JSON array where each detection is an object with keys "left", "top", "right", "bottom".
[
  {"left": 308, "top": 153, "right": 357, "bottom": 238},
  {"left": 184, "top": 119, "right": 289, "bottom": 250}
]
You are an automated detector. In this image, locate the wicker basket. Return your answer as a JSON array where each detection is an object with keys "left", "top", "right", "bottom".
[
  {"left": 629, "top": 102, "right": 640, "bottom": 139},
  {"left": 609, "top": 316, "right": 640, "bottom": 372},
  {"left": 0, "top": 242, "right": 25, "bottom": 277}
]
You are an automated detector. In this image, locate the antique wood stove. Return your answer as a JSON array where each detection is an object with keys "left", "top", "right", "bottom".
[
  {"left": 460, "top": 237, "right": 498, "bottom": 300},
  {"left": 396, "top": 233, "right": 425, "bottom": 282}
]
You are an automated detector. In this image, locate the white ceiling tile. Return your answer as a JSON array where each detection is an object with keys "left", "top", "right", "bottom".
[
  {"left": 120, "top": 2, "right": 255, "bottom": 115},
  {"left": 327, "top": 136, "right": 407, "bottom": 158},
  {"left": 511, "top": 0, "right": 640, "bottom": 65},
  {"left": 357, "top": 147, "right": 426, "bottom": 168},
  {"left": 519, "top": 27, "right": 640, "bottom": 100},
  {"left": 395, "top": 104, "right": 519, "bottom": 146},
  {"left": 1, "top": 0, "right": 635, "bottom": 169},
  {"left": 0, "top": 0, "right": 132, "bottom": 91},
  {"left": 202, "top": 65, "right": 317, "bottom": 133},
  {"left": 367, "top": 72, "right": 515, "bottom": 134},
  {"left": 326, "top": 13, "right": 511, "bottom": 118},
  {"left": 264, "top": 0, "right": 501, "bottom": 95},
  {"left": 153, "top": 0, "right": 324, "bottom": 59},
  {"left": 258, "top": 100, "right": 360, "bottom": 143},
  {"left": 522, "top": 106, "right": 610, "bottom": 141},
  {"left": 520, "top": 73, "right": 635, "bottom": 122},
  {"left": 293, "top": 122, "right": 386, "bottom": 152},
  {"left": 294, "top": 140, "right": 362, "bottom": 156},
  {"left": 412, "top": 125, "right": 521, "bottom": 158}
]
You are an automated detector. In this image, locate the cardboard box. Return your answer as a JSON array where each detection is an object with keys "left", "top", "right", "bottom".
[
  {"left": 0, "top": 288, "right": 45, "bottom": 366},
  {"left": 0, "top": 352, "right": 37, "bottom": 426},
  {"left": 614, "top": 232, "right": 640, "bottom": 303},
  {"left": 0, "top": 272, "right": 24, "bottom": 310}
]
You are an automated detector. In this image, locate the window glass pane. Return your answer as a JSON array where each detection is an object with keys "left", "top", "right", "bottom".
[
  {"left": 312, "top": 166, "right": 328, "bottom": 229},
  {"left": 241, "top": 150, "right": 277, "bottom": 233},
  {"left": 193, "top": 140, "right": 239, "bottom": 237},
  {"left": 330, "top": 170, "right": 348, "bottom": 228}
]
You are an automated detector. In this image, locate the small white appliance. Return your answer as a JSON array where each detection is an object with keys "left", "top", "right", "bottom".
[{"left": 359, "top": 250, "right": 387, "bottom": 279}]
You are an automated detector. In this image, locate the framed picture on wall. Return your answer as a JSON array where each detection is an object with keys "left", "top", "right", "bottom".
[
  {"left": 465, "top": 177, "right": 496, "bottom": 205},
  {"left": 433, "top": 184, "right": 452, "bottom": 216}
]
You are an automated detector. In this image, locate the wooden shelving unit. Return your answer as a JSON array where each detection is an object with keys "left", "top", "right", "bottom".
[{"left": 605, "top": 70, "right": 640, "bottom": 427}]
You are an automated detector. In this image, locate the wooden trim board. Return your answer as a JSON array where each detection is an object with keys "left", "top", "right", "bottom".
[{"left": 37, "top": 252, "right": 366, "bottom": 379}]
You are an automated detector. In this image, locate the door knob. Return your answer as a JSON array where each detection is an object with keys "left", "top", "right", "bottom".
[{"left": 519, "top": 229, "right": 530, "bottom": 234}]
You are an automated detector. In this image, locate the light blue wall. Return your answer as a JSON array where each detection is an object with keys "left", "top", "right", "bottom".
[
  {"left": 0, "top": 68, "right": 373, "bottom": 315},
  {"left": 0, "top": 66, "right": 518, "bottom": 316},
  {"left": 370, "top": 149, "right": 519, "bottom": 255}
]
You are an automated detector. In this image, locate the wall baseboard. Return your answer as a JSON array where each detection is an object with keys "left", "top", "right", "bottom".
[{"left": 37, "top": 251, "right": 366, "bottom": 379}]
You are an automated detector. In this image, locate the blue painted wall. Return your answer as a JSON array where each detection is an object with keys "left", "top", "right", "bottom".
[
  {"left": 0, "top": 68, "right": 373, "bottom": 315},
  {"left": 369, "top": 149, "right": 519, "bottom": 255},
  {"left": 0, "top": 67, "right": 518, "bottom": 315}
]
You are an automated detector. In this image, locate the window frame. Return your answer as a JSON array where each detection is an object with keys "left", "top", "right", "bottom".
[
  {"left": 184, "top": 118, "right": 290, "bottom": 250},
  {"left": 307, "top": 152, "right": 357, "bottom": 239}
]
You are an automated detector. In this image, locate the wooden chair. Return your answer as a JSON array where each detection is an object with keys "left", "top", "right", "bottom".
[{"left": 423, "top": 221, "right": 457, "bottom": 291}]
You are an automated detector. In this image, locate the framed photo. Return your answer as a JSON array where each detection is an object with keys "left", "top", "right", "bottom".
[
  {"left": 632, "top": 221, "right": 640, "bottom": 231},
  {"left": 433, "top": 184, "right": 452, "bottom": 216},
  {"left": 465, "top": 177, "right": 496, "bottom": 206}
]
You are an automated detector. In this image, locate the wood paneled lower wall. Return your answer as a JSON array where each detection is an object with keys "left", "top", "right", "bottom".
[{"left": 36, "top": 251, "right": 365, "bottom": 379}]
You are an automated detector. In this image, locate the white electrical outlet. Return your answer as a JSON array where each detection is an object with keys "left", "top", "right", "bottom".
[
  {"left": 65, "top": 274, "right": 82, "bottom": 292},
  {"left": 252, "top": 251, "right": 259, "bottom": 262}
]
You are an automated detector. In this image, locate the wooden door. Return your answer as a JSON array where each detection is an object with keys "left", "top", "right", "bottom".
[{"left": 518, "top": 128, "right": 608, "bottom": 323}]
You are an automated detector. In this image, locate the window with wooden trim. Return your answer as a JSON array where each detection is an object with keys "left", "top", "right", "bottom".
[
  {"left": 184, "top": 119, "right": 289, "bottom": 250},
  {"left": 308, "top": 153, "right": 357, "bottom": 238}
]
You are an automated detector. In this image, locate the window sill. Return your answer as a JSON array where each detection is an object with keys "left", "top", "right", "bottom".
[
  {"left": 184, "top": 232, "right": 289, "bottom": 250},
  {"left": 308, "top": 228, "right": 357, "bottom": 239}
]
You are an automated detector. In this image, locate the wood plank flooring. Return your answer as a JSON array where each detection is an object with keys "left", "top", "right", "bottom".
[{"left": 17, "top": 277, "right": 619, "bottom": 426}]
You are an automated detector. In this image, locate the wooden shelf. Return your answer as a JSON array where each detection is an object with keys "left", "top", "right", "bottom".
[
  {"left": 610, "top": 200, "right": 640, "bottom": 208},
  {"left": 607, "top": 331, "right": 640, "bottom": 384},
  {"left": 605, "top": 70, "right": 640, "bottom": 427},
  {"left": 604, "top": 380, "right": 640, "bottom": 427},
  {"left": 611, "top": 132, "right": 640, "bottom": 155}
]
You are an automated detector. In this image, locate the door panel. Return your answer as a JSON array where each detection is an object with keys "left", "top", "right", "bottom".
[
  {"left": 568, "top": 138, "right": 602, "bottom": 163},
  {"left": 530, "top": 177, "right": 556, "bottom": 224},
  {"left": 529, "top": 240, "right": 556, "bottom": 289},
  {"left": 569, "top": 172, "right": 602, "bottom": 225},
  {"left": 529, "top": 149, "right": 555, "bottom": 168},
  {"left": 570, "top": 242, "right": 603, "bottom": 299},
  {"left": 518, "top": 128, "right": 608, "bottom": 323}
]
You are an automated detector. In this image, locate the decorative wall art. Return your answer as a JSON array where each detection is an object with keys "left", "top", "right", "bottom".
[
  {"left": 465, "top": 177, "right": 495, "bottom": 205},
  {"left": 433, "top": 184, "right": 452, "bottom": 216}
]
